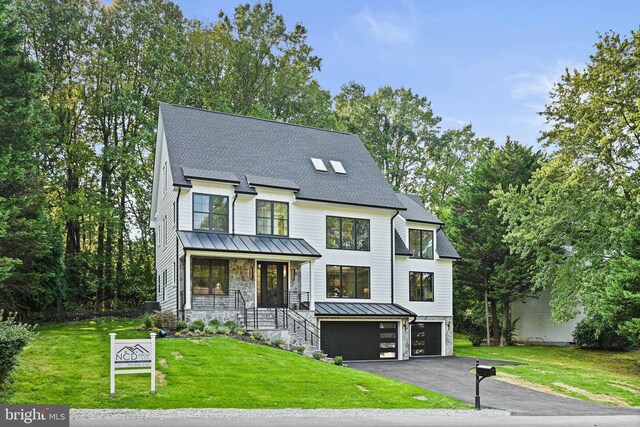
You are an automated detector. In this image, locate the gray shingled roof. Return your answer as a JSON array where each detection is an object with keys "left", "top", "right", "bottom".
[
  {"left": 160, "top": 103, "right": 404, "bottom": 210},
  {"left": 394, "top": 230, "right": 412, "bottom": 256},
  {"left": 396, "top": 193, "right": 444, "bottom": 224},
  {"left": 178, "top": 231, "right": 321, "bottom": 258},
  {"left": 436, "top": 229, "right": 461, "bottom": 259},
  {"left": 314, "top": 302, "right": 415, "bottom": 317}
]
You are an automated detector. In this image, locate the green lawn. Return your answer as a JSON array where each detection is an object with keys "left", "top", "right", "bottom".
[
  {"left": 454, "top": 333, "right": 640, "bottom": 407},
  {"left": 4, "top": 318, "right": 468, "bottom": 409}
]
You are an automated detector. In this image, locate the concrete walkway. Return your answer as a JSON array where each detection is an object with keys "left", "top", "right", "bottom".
[{"left": 349, "top": 356, "right": 640, "bottom": 416}]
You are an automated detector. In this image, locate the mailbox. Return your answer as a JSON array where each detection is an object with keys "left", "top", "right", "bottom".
[{"left": 476, "top": 365, "right": 496, "bottom": 378}]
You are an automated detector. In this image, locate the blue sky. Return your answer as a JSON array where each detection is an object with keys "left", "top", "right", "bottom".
[{"left": 175, "top": 0, "right": 640, "bottom": 146}]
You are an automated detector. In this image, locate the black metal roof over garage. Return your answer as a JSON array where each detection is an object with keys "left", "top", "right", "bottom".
[
  {"left": 314, "top": 302, "right": 415, "bottom": 317},
  {"left": 178, "top": 231, "right": 321, "bottom": 258}
]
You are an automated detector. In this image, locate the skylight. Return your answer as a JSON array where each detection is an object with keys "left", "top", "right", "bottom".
[
  {"left": 330, "top": 160, "right": 346, "bottom": 174},
  {"left": 311, "top": 157, "right": 327, "bottom": 172}
]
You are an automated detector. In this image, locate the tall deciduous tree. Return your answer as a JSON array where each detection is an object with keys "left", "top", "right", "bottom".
[
  {"left": 0, "top": 0, "right": 64, "bottom": 315},
  {"left": 496, "top": 29, "right": 640, "bottom": 345},
  {"left": 450, "top": 140, "right": 541, "bottom": 345},
  {"left": 335, "top": 82, "right": 441, "bottom": 191}
]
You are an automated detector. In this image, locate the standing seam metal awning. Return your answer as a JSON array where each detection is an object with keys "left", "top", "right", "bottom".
[
  {"left": 178, "top": 231, "right": 321, "bottom": 258},
  {"left": 314, "top": 302, "right": 415, "bottom": 317}
]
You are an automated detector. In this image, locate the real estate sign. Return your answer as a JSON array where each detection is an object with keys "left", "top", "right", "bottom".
[{"left": 109, "top": 332, "right": 156, "bottom": 396}]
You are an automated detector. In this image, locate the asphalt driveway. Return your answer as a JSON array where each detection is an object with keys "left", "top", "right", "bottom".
[{"left": 350, "top": 356, "right": 640, "bottom": 416}]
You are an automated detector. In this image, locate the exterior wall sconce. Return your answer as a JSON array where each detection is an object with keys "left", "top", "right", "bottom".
[
  {"left": 249, "top": 266, "right": 254, "bottom": 280},
  {"left": 402, "top": 318, "right": 408, "bottom": 332}
]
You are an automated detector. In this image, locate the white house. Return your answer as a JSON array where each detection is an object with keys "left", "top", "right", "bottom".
[{"left": 150, "top": 103, "right": 460, "bottom": 360}]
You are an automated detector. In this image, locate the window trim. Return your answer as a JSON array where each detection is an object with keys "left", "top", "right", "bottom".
[
  {"left": 409, "top": 271, "right": 434, "bottom": 302},
  {"left": 409, "top": 229, "right": 434, "bottom": 260},
  {"left": 255, "top": 199, "right": 289, "bottom": 237},
  {"left": 192, "top": 193, "right": 229, "bottom": 232},
  {"left": 162, "top": 269, "right": 167, "bottom": 301},
  {"left": 325, "top": 265, "right": 371, "bottom": 299},
  {"left": 326, "top": 215, "right": 370, "bottom": 251}
]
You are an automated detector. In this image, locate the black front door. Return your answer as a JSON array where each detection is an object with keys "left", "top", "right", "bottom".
[
  {"left": 257, "top": 262, "right": 287, "bottom": 307},
  {"left": 411, "top": 322, "right": 442, "bottom": 356}
]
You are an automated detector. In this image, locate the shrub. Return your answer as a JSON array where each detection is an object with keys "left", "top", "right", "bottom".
[
  {"left": 208, "top": 319, "right": 221, "bottom": 327},
  {"left": 272, "top": 338, "right": 285, "bottom": 348},
  {"left": 312, "top": 351, "right": 326, "bottom": 360},
  {"left": 176, "top": 321, "right": 188, "bottom": 330},
  {"left": 224, "top": 320, "right": 237, "bottom": 332},
  {"left": 217, "top": 326, "right": 230, "bottom": 335},
  {"left": 293, "top": 345, "right": 305, "bottom": 354},
  {"left": 150, "top": 310, "right": 177, "bottom": 330},
  {"left": 174, "top": 332, "right": 182, "bottom": 337},
  {"left": 333, "top": 356, "right": 343, "bottom": 366},
  {"left": 249, "top": 335, "right": 255, "bottom": 341},
  {"left": 236, "top": 329, "right": 245, "bottom": 336},
  {"left": 190, "top": 320, "right": 205, "bottom": 331},
  {"left": 468, "top": 329, "right": 485, "bottom": 347},
  {"left": 0, "top": 311, "right": 36, "bottom": 392},
  {"left": 188, "top": 331, "right": 194, "bottom": 337},
  {"left": 151, "top": 327, "right": 160, "bottom": 333},
  {"left": 573, "top": 315, "right": 632, "bottom": 350},
  {"left": 194, "top": 329, "right": 202, "bottom": 336},
  {"left": 253, "top": 331, "right": 263, "bottom": 340},
  {"left": 142, "top": 313, "right": 154, "bottom": 330},
  {"left": 204, "top": 326, "right": 216, "bottom": 335},
  {"left": 265, "top": 340, "right": 271, "bottom": 346}
]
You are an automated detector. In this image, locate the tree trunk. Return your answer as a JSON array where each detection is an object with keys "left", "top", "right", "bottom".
[
  {"left": 484, "top": 279, "right": 490, "bottom": 346},
  {"left": 490, "top": 300, "right": 500, "bottom": 341},
  {"left": 501, "top": 299, "right": 510, "bottom": 346}
]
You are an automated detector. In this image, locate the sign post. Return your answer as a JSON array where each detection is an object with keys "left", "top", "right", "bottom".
[{"left": 109, "top": 332, "right": 156, "bottom": 397}]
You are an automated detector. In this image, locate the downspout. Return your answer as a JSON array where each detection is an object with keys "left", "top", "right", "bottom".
[
  {"left": 175, "top": 187, "right": 181, "bottom": 318},
  {"left": 390, "top": 210, "right": 400, "bottom": 304},
  {"left": 231, "top": 192, "right": 238, "bottom": 234}
]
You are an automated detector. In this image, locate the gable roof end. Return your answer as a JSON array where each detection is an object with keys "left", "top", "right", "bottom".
[{"left": 396, "top": 192, "right": 444, "bottom": 225}]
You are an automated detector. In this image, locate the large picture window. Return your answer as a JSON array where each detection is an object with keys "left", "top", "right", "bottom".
[
  {"left": 326, "top": 216, "right": 370, "bottom": 251},
  {"left": 409, "top": 229, "right": 434, "bottom": 259},
  {"left": 193, "top": 193, "right": 229, "bottom": 232},
  {"left": 192, "top": 258, "right": 229, "bottom": 295},
  {"left": 326, "top": 265, "right": 370, "bottom": 299},
  {"left": 409, "top": 272, "right": 434, "bottom": 302},
  {"left": 256, "top": 200, "right": 288, "bottom": 236}
]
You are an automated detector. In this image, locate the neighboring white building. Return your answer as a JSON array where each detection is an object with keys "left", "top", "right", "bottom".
[
  {"left": 150, "top": 103, "right": 460, "bottom": 360},
  {"left": 512, "top": 287, "right": 585, "bottom": 345}
]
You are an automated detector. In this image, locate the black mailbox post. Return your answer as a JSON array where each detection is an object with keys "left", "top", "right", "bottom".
[{"left": 474, "top": 359, "right": 496, "bottom": 410}]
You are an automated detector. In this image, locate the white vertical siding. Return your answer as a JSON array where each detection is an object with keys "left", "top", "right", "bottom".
[
  {"left": 394, "top": 221, "right": 453, "bottom": 317},
  {"left": 154, "top": 125, "right": 178, "bottom": 313}
]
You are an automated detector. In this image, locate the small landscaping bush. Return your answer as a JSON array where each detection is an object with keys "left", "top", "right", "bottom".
[
  {"left": 142, "top": 313, "right": 154, "bottom": 329},
  {"left": 187, "top": 331, "right": 194, "bottom": 337},
  {"left": 312, "top": 351, "right": 326, "bottom": 360},
  {"left": 176, "top": 321, "right": 188, "bottom": 330},
  {"left": 204, "top": 326, "right": 216, "bottom": 335},
  {"left": 467, "top": 329, "right": 485, "bottom": 347},
  {"left": 208, "top": 319, "right": 221, "bottom": 327},
  {"left": 174, "top": 332, "right": 182, "bottom": 337},
  {"left": 249, "top": 335, "right": 256, "bottom": 341},
  {"left": 217, "top": 326, "right": 230, "bottom": 335},
  {"left": 293, "top": 345, "right": 305, "bottom": 355},
  {"left": 253, "top": 331, "right": 263, "bottom": 340},
  {"left": 190, "top": 320, "right": 205, "bottom": 331},
  {"left": 272, "top": 338, "right": 285, "bottom": 349},
  {"left": 151, "top": 327, "right": 160, "bottom": 333},
  {"left": 224, "top": 320, "right": 237, "bottom": 332},
  {"left": 236, "top": 329, "right": 245, "bottom": 336},
  {"left": 333, "top": 356, "right": 343, "bottom": 366},
  {"left": 150, "top": 310, "right": 177, "bottom": 330},
  {"left": 0, "top": 311, "right": 36, "bottom": 394}
]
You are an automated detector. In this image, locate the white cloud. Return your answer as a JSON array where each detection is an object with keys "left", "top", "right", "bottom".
[
  {"left": 355, "top": 7, "right": 414, "bottom": 44},
  {"left": 507, "top": 62, "right": 571, "bottom": 103}
]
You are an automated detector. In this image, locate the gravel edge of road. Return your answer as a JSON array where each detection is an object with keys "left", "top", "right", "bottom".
[{"left": 72, "top": 408, "right": 510, "bottom": 419}]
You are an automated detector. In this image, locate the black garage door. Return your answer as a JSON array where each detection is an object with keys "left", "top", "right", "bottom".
[
  {"left": 321, "top": 321, "right": 398, "bottom": 360},
  {"left": 411, "top": 322, "right": 442, "bottom": 356}
]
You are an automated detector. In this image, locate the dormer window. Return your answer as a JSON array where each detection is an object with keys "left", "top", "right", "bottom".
[
  {"left": 409, "top": 229, "right": 434, "bottom": 259},
  {"left": 193, "top": 193, "right": 229, "bottom": 232}
]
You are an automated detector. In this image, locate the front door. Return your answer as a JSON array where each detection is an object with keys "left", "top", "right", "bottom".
[{"left": 257, "top": 262, "right": 287, "bottom": 307}]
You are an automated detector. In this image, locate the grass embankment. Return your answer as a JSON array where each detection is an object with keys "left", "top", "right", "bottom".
[
  {"left": 5, "top": 318, "right": 468, "bottom": 409},
  {"left": 454, "top": 333, "right": 640, "bottom": 407}
]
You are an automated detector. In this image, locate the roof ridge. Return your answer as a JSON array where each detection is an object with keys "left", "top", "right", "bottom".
[{"left": 160, "top": 102, "right": 353, "bottom": 136}]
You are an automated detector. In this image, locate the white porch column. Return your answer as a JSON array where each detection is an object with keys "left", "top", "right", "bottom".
[
  {"left": 309, "top": 259, "right": 315, "bottom": 311},
  {"left": 185, "top": 253, "right": 191, "bottom": 310}
]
